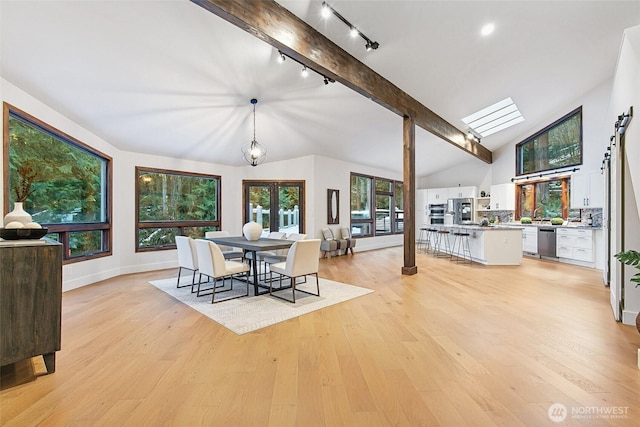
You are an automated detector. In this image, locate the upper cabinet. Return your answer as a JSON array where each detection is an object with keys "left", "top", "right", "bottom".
[
  {"left": 570, "top": 171, "right": 604, "bottom": 209},
  {"left": 490, "top": 183, "right": 516, "bottom": 211},
  {"left": 448, "top": 186, "right": 477, "bottom": 199},
  {"left": 425, "top": 186, "right": 477, "bottom": 204},
  {"left": 426, "top": 187, "right": 449, "bottom": 204}
]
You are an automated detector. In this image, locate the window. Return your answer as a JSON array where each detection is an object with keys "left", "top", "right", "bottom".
[
  {"left": 136, "top": 167, "right": 221, "bottom": 251},
  {"left": 517, "top": 178, "right": 573, "bottom": 219},
  {"left": 243, "top": 180, "right": 305, "bottom": 235},
  {"left": 516, "top": 107, "right": 582, "bottom": 176},
  {"left": 4, "top": 103, "right": 112, "bottom": 262},
  {"left": 350, "top": 173, "right": 403, "bottom": 237}
]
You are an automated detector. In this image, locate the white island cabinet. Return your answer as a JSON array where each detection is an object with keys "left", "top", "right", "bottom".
[{"left": 428, "top": 225, "right": 522, "bottom": 265}]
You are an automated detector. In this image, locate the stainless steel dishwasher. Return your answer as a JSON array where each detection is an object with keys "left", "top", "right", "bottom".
[{"left": 538, "top": 227, "right": 557, "bottom": 257}]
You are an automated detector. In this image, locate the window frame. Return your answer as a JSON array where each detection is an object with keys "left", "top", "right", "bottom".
[
  {"left": 3, "top": 103, "right": 113, "bottom": 263},
  {"left": 515, "top": 106, "right": 583, "bottom": 176},
  {"left": 242, "top": 180, "right": 305, "bottom": 235},
  {"left": 135, "top": 166, "right": 222, "bottom": 252},
  {"left": 515, "top": 177, "right": 571, "bottom": 220},
  {"left": 350, "top": 172, "right": 403, "bottom": 237}
]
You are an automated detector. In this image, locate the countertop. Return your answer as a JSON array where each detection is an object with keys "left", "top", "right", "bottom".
[
  {"left": 425, "top": 224, "right": 522, "bottom": 231},
  {"left": 425, "top": 223, "right": 601, "bottom": 231}
]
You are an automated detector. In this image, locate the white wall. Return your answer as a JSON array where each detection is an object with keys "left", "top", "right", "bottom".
[
  {"left": 1, "top": 79, "right": 405, "bottom": 291},
  {"left": 607, "top": 25, "right": 640, "bottom": 325}
]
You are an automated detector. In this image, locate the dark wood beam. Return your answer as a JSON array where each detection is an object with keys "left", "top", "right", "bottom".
[
  {"left": 190, "top": 0, "right": 492, "bottom": 164},
  {"left": 402, "top": 114, "right": 417, "bottom": 276}
]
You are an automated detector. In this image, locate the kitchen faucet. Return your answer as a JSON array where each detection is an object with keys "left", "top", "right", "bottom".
[{"left": 533, "top": 208, "right": 542, "bottom": 219}]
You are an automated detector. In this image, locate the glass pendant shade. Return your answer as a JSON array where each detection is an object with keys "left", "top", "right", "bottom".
[
  {"left": 243, "top": 98, "right": 266, "bottom": 167},
  {"left": 243, "top": 139, "right": 266, "bottom": 167}
]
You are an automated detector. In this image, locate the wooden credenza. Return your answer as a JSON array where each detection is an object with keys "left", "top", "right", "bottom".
[{"left": 0, "top": 240, "right": 62, "bottom": 373}]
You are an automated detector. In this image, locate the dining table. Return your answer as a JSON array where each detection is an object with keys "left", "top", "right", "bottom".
[{"left": 205, "top": 236, "right": 293, "bottom": 296}]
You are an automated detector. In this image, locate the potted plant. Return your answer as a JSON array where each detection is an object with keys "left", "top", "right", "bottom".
[{"left": 614, "top": 249, "right": 640, "bottom": 334}]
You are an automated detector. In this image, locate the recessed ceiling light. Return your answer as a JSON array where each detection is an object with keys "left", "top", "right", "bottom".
[
  {"left": 481, "top": 23, "right": 495, "bottom": 36},
  {"left": 462, "top": 97, "right": 524, "bottom": 138}
]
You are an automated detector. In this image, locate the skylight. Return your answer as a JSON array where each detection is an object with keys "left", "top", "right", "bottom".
[{"left": 462, "top": 97, "right": 524, "bottom": 137}]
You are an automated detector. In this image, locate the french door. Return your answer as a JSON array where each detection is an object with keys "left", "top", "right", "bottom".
[{"left": 243, "top": 180, "right": 305, "bottom": 236}]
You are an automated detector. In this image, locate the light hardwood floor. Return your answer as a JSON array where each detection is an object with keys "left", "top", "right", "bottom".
[{"left": 1, "top": 247, "right": 639, "bottom": 426}]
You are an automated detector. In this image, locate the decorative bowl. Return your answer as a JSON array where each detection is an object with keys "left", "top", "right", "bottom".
[{"left": 0, "top": 227, "right": 49, "bottom": 240}]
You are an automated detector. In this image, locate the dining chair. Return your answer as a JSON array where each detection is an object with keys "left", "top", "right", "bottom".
[
  {"left": 175, "top": 236, "right": 199, "bottom": 289},
  {"left": 244, "top": 231, "right": 286, "bottom": 280},
  {"left": 268, "top": 239, "right": 321, "bottom": 303},
  {"left": 204, "top": 230, "right": 244, "bottom": 260},
  {"left": 194, "top": 239, "right": 250, "bottom": 303}
]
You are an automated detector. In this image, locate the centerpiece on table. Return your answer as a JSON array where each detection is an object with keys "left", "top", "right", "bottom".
[{"left": 1, "top": 165, "right": 47, "bottom": 240}]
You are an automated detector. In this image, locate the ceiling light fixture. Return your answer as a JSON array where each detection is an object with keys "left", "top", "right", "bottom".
[
  {"left": 462, "top": 97, "right": 524, "bottom": 138},
  {"left": 481, "top": 23, "right": 495, "bottom": 36},
  {"left": 276, "top": 50, "right": 335, "bottom": 85},
  {"left": 321, "top": 1, "right": 380, "bottom": 51},
  {"left": 242, "top": 98, "right": 266, "bottom": 167}
]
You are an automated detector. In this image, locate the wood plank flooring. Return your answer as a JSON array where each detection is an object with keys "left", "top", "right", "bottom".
[{"left": 1, "top": 247, "right": 639, "bottom": 426}]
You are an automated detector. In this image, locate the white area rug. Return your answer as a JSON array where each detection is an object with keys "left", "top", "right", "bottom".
[{"left": 148, "top": 276, "right": 373, "bottom": 335}]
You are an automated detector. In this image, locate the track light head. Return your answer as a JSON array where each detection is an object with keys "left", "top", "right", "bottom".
[
  {"left": 365, "top": 40, "right": 379, "bottom": 51},
  {"left": 277, "top": 51, "right": 285, "bottom": 64},
  {"left": 301, "top": 66, "right": 309, "bottom": 78},
  {"left": 321, "top": 2, "right": 331, "bottom": 18}
]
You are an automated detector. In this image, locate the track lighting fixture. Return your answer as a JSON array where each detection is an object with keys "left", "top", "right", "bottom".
[
  {"left": 321, "top": 1, "right": 380, "bottom": 51},
  {"left": 275, "top": 50, "right": 335, "bottom": 85},
  {"left": 465, "top": 129, "right": 481, "bottom": 144}
]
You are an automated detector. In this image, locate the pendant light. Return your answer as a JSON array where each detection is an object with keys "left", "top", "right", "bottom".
[{"left": 242, "top": 98, "right": 266, "bottom": 167}]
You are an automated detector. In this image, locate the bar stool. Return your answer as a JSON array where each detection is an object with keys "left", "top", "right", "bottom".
[
  {"left": 451, "top": 229, "right": 472, "bottom": 264},
  {"left": 417, "top": 227, "right": 428, "bottom": 253},
  {"left": 426, "top": 228, "right": 438, "bottom": 253},
  {"left": 433, "top": 228, "right": 451, "bottom": 258}
]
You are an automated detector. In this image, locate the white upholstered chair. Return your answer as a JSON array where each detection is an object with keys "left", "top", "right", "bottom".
[
  {"left": 204, "top": 230, "right": 244, "bottom": 260},
  {"left": 263, "top": 233, "right": 307, "bottom": 266},
  {"left": 175, "top": 235, "right": 199, "bottom": 289},
  {"left": 194, "top": 239, "right": 250, "bottom": 303},
  {"left": 268, "top": 239, "right": 321, "bottom": 303},
  {"left": 244, "top": 231, "right": 286, "bottom": 280}
]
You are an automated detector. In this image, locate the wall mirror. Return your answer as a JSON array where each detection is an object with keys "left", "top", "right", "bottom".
[{"left": 327, "top": 189, "right": 339, "bottom": 224}]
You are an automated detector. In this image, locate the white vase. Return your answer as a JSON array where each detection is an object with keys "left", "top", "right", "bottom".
[
  {"left": 242, "top": 221, "right": 263, "bottom": 241},
  {"left": 4, "top": 202, "right": 32, "bottom": 227}
]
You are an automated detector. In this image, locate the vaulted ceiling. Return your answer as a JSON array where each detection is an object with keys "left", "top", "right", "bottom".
[{"left": 2, "top": 1, "right": 639, "bottom": 176}]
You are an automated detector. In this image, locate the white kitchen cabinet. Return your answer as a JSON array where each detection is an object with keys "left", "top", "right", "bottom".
[
  {"left": 570, "top": 171, "right": 604, "bottom": 208},
  {"left": 448, "top": 186, "right": 477, "bottom": 199},
  {"left": 490, "top": 183, "right": 516, "bottom": 211},
  {"left": 522, "top": 226, "right": 538, "bottom": 254},
  {"left": 426, "top": 187, "right": 449, "bottom": 204},
  {"left": 556, "top": 228, "right": 594, "bottom": 262},
  {"left": 416, "top": 189, "right": 428, "bottom": 211}
]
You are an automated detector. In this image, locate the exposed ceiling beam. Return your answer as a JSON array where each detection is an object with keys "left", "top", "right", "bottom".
[{"left": 191, "top": 0, "right": 492, "bottom": 164}]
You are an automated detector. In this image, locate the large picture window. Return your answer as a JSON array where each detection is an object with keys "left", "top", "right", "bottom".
[
  {"left": 350, "top": 173, "right": 403, "bottom": 237},
  {"left": 4, "top": 103, "right": 112, "bottom": 262},
  {"left": 136, "top": 167, "right": 221, "bottom": 251},
  {"left": 516, "top": 107, "right": 582, "bottom": 176}
]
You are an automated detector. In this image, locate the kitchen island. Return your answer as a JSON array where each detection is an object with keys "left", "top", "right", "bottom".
[{"left": 425, "top": 224, "right": 523, "bottom": 265}]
